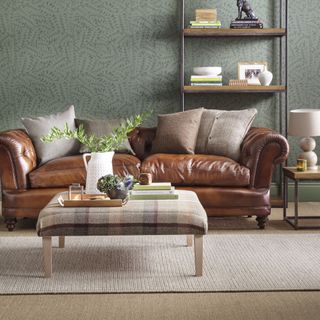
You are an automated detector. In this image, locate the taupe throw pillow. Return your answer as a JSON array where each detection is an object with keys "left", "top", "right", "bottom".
[
  {"left": 151, "top": 109, "right": 203, "bottom": 154},
  {"left": 21, "top": 105, "right": 79, "bottom": 165},
  {"left": 75, "top": 118, "right": 135, "bottom": 154},
  {"left": 196, "top": 108, "right": 257, "bottom": 161}
]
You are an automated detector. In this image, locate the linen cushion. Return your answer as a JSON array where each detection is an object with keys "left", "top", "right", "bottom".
[
  {"left": 141, "top": 153, "right": 250, "bottom": 187},
  {"left": 196, "top": 108, "right": 257, "bottom": 161},
  {"left": 151, "top": 109, "right": 203, "bottom": 154},
  {"left": 21, "top": 105, "right": 79, "bottom": 165},
  {"left": 75, "top": 118, "right": 135, "bottom": 154},
  {"left": 29, "top": 154, "right": 141, "bottom": 188}
]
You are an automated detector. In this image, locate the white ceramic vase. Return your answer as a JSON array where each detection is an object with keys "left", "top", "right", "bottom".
[
  {"left": 258, "top": 68, "right": 273, "bottom": 86},
  {"left": 82, "top": 151, "right": 114, "bottom": 194}
]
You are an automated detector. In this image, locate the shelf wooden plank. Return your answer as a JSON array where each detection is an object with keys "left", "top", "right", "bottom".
[
  {"left": 184, "top": 28, "right": 286, "bottom": 37},
  {"left": 183, "top": 85, "right": 286, "bottom": 93}
]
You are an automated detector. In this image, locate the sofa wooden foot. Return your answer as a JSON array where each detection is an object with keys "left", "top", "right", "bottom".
[
  {"left": 256, "top": 216, "right": 268, "bottom": 229},
  {"left": 5, "top": 218, "right": 17, "bottom": 231}
]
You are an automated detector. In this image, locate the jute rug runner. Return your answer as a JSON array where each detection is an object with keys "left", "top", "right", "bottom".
[{"left": 0, "top": 234, "right": 319, "bottom": 294}]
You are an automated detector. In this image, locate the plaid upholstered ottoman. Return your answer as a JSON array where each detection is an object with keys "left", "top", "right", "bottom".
[{"left": 36, "top": 190, "right": 208, "bottom": 278}]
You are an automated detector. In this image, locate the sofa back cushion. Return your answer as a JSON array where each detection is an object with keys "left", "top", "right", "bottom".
[
  {"left": 75, "top": 118, "right": 135, "bottom": 154},
  {"left": 21, "top": 105, "right": 79, "bottom": 165},
  {"left": 196, "top": 108, "right": 257, "bottom": 161},
  {"left": 151, "top": 109, "right": 203, "bottom": 154}
]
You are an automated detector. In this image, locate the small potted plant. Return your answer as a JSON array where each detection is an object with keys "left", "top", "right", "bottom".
[{"left": 97, "top": 174, "right": 134, "bottom": 200}]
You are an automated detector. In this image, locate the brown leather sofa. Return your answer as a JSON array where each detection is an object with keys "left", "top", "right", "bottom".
[{"left": 0, "top": 127, "right": 289, "bottom": 231}]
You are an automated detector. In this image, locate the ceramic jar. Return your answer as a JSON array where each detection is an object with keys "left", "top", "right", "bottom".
[
  {"left": 258, "top": 68, "right": 273, "bottom": 86},
  {"left": 82, "top": 151, "right": 114, "bottom": 194}
]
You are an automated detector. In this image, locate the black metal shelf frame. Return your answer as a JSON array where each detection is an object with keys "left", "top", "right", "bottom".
[{"left": 180, "top": 0, "right": 289, "bottom": 197}]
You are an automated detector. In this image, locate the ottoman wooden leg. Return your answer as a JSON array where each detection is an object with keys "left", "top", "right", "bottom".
[
  {"left": 186, "top": 235, "right": 193, "bottom": 247},
  {"left": 59, "top": 236, "right": 65, "bottom": 249},
  {"left": 194, "top": 235, "right": 203, "bottom": 276},
  {"left": 42, "top": 236, "right": 52, "bottom": 278}
]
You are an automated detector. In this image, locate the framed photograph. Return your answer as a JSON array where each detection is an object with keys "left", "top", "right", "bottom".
[{"left": 238, "top": 62, "right": 268, "bottom": 85}]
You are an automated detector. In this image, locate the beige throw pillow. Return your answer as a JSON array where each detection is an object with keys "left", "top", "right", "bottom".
[
  {"left": 21, "top": 105, "right": 79, "bottom": 165},
  {"left": 196, "top": 108, "right": 257, "bottom": 161},
  {"left": 151, "top": 109, "right": 203, "bottom": 154}
]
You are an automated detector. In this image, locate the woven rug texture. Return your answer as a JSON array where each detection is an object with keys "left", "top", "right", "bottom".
[{"left": 0, "top": 234, "right": 319, "bottom": 294}]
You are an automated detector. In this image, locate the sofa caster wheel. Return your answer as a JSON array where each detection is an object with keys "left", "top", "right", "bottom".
[
  {"left": 256, "top": 216, "right": 268, "bottom": 229},
  {"left": 5, "top": 218, "right": 17, "bottom": 231}
]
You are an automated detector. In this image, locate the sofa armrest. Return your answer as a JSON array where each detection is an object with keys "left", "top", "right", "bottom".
[
  {"left": 240, "top": 127, "right": 289, "bottom": 189},
  {"left": 0, "top": 129, "right": 37, "bottom": 190}
]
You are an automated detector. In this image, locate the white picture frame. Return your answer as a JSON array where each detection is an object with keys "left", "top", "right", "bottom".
[{"left": 238, "top": 62, "right": 268, "bottom": 85}]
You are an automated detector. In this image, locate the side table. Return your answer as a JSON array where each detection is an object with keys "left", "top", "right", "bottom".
[{"left": 283, "top": 167, "right": 320, "bottom": 229}]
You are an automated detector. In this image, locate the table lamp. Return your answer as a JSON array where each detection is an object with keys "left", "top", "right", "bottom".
[{"left": 288, "top": 109, "right": 320, "bottom": 170}]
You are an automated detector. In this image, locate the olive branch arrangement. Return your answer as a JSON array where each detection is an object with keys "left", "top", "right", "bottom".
[{"left": 41, "top": 112, "right": 150, "bottom": 153}]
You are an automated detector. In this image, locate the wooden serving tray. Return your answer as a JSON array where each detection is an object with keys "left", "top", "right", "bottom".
[{"left": 58, "top": 194, "right": 123, "bottom": 207}]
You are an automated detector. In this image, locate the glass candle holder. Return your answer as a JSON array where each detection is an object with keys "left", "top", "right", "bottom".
[
  {"left": 68, "top": 183, "right": 84, "bottom": 200},
  {"left": 297, "top": 159, "right": 307, "bottom": 172}
]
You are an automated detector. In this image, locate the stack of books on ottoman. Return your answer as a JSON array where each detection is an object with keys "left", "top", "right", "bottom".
[{"left": 129, "top": 182, "right": 178, "bottom": 200}]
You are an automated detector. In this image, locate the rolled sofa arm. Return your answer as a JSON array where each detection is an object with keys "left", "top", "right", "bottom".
[
  {"left": 0, "top": 129, "right": 37, "bottom": 190},
  {"left": 240, "top": 127, "right": 289, "bottom": 189}
]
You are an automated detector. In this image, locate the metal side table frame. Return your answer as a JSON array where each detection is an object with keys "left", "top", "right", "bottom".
[{"left": 283, "top": 167, "right": 320, "bottom": 229}]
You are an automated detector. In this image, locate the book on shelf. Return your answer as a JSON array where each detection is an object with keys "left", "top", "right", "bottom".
[
  {"left": 191, "top": 76, "right": 222, "bottom": 82},
  {"left": 132, "top": 182, "right": 172, "bottom": 191},
  {"left": 190, "top": 26, "right": 222, "bottom": 29},
  {"left": 230, "top": 19, "right": 263, "bottom": 29},
  {"left": 129, "top": 193, "right": 179, "bottom": 200},
  {"left": 190, "top": 20, "right": 221, "bottom": 26},
  {"left": 189, "top": 20, "right": 222, "bottom": 29},
  {"left": 191, "top": 83, "right": 223, "bottom": 86},
  {"left": 131, "top": 187, "right": 175, "bottom": 195}
]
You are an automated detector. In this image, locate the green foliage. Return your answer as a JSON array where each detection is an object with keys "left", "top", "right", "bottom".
[
  {"left": 41, "top": 112, "right": 150, "bottom": 152},
  {"left": 97, "top": 174, "right": 134, "bottom": 193},
  {"left": 97, "top": 175, "right": 122, "bottom": 194}
]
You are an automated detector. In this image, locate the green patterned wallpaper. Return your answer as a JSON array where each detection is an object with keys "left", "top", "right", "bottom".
[{"left": 0, "top": 0, "right": 319, "bottom": 165}]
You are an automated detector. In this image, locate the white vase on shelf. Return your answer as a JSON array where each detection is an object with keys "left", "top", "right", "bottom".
[{"left": 258, "top": 68, "right": 273, "bottom": 86}]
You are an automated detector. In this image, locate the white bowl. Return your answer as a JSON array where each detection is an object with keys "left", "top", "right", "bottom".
[{"left": 193, "top": 67, "right": 222, "bottom": 76}]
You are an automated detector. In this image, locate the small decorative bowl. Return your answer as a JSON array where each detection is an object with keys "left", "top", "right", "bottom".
[
  {"left": 193, "top": 66, "right": 222, "bottom": 76},
  {"left": 107, "top": 188, "right": 129, "bottom": 200}
]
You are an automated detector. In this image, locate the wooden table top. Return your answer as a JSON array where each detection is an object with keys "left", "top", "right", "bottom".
[{"left": 283, "top": 167, "right": 320, "bottom": 180}]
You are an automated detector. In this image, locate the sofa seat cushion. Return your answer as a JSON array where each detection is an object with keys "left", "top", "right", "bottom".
[
  {"left": 141, "top": 154, "right": 250, "bottom": 187},
  {"left": 29, "top": 154, "right": 141, "bottom": 188}
]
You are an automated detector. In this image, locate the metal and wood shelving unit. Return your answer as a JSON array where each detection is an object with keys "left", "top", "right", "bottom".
[{"left": 180, "top": 0, "right": 288, "bottom": 205}]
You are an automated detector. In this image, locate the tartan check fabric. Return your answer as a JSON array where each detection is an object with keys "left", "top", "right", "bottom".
[{"left": 36, "top": 191, "right": 208, "bottom": 237}]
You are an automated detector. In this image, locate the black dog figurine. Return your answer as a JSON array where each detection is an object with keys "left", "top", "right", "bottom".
[{"left": 237, "top": 0, "right": 257, "bottom": 19}]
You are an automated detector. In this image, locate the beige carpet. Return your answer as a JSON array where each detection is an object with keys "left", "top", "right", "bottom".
[
  {"left": 1, "top": 233, "right": 320, "bottom": 294},
  {"left": 1, "top": 203, "right": 320, "bottom": 319}
]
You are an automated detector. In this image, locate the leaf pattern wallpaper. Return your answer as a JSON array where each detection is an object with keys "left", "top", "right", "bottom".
[{"left": 0, "top": 0, "right": 319, "bottom": 164}]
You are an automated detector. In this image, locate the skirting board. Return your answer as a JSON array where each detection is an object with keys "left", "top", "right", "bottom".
[{"left": 271, "top": 182, "right": 320, "bottom": 202}]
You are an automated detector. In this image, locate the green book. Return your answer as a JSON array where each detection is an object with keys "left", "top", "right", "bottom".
[
  {"left": 129, "top": 193, "right": 179, "bottom": 200},
  {"left": 190, "top": 21, "right": 221, "bottom": 26},
  {"left": 133, "top": 182, "right": 172, "bottom": 191}
]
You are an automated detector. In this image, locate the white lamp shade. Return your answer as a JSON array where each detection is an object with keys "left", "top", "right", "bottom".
[{"left": 288, "top": 109, "right": 320, "bottom": 137}]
